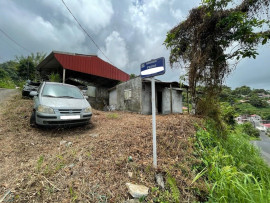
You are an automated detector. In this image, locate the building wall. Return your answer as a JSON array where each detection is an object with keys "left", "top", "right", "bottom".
[
  {"left": 162, "top": 88, "right": 171, "bottom": 114},
  {"left": 141, "top": 83, "right": 152, "bottom": 114},
  {"left": 109, "top": 89, "right": 117, "bottom": 108},
  {"left": 172, "top": 89, "right": 182, "bottom": 113},
  {"left": 87, "top": 86, "right": 109, "bottom": 110},
  {"left": 109, "top": 78, "right": 183, "bottom": 114},
  {"left": 116, "top": 77, "right": 142, "bottom": 112},
  {"left": 161, "top": 88, "right": 183, "bottom": 114}
]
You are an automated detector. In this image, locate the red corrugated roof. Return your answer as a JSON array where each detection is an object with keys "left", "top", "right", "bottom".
[
  {"left": 53, "top": 52, "right": 130, "bottom": 82},
  {"left": 263, "top": 124, "right": 270, "bottom": 128}
]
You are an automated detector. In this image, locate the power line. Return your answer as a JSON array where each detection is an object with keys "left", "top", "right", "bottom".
[
  {"left": 0, "top": 27, "right": 31, "bottom": 53},
  {"left": 61, "top": 0, "right": 114, "bottom": 65}
]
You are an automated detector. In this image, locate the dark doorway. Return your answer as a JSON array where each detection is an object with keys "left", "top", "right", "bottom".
[{"left": 157, "top": 91, "right": 162, "bottom": 114}]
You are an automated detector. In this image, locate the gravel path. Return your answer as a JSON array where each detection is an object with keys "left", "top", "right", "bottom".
[{"left": 0, "top": 88, "right": 19, "bottom": 104}]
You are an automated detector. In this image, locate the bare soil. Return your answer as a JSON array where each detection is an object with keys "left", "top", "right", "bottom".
[{"left": 0, "top": 94, "right": 204, "bottom": 202}]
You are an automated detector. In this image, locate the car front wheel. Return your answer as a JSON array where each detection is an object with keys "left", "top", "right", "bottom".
[{"left": 30, "top": 111, "right": 36, "bottom": 127}]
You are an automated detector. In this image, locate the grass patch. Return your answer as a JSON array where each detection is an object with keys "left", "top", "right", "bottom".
[{"left": 106, "top": 113, "right": 119, "bottom": 119}]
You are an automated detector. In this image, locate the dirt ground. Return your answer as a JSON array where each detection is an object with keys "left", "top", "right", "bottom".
[{"left": 0, "top": 93, "right": 204, "bottom": 202}]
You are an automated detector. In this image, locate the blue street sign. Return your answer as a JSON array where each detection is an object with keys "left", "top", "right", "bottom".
[{"left": 140, "top": 57, "right": 165, "bottom": 78}]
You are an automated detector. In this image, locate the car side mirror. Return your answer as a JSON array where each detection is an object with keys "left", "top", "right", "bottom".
[
  {"left": 84, "top": 95, "right": 89, "bottom": 99},
  {"left": 30, "top": 91, "right": 38, "bottom": 97}
]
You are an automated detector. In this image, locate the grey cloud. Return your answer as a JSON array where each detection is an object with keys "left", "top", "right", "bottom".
[{"left": 1, "top": 0, "right": 269, "bottom": 89}]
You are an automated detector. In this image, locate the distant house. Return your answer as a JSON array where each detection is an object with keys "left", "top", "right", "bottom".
[
  {"left": 263, "top": 124, "right": 270, "bottom": 129},
  {"left": 239, "top": 99, "right": 249, "bottom": 103},
  {"left": 108, "top": 77, "right": 187, "bottom": 114},
  {"left": 36, "top": 51, "right": 130, "bottom": 109}
]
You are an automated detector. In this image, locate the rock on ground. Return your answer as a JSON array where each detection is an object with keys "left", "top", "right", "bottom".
[{"left": 126, "top": 183, "right": 149, "bottom": 199}]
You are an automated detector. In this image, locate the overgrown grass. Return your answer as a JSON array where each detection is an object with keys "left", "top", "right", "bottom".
[
  {"left": 194, "top": 122, "right": 270, "bottom": 202},
  {"left": 0, "top": 78, "right": 16, "bottom": 89}
]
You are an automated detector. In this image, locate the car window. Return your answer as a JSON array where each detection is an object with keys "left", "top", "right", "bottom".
[{"left": 42, "top": 84, "right": 84, "bottom": 99}]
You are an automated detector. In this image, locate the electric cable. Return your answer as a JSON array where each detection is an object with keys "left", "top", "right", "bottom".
[
  {"left": 0, "top": 27, "right": 31, "bottom": 53},
  {"left": 61, "top": 0, "right": 114, "bottom": 65}
]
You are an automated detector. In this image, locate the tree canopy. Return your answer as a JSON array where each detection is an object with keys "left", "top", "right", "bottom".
[{"left": 164, "top": 0, "right": 270, "bottom": 106}]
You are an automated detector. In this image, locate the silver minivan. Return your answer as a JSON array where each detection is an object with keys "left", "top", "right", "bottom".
[{"left": 30, "top": 82, "right": 92, "bottom": 126}]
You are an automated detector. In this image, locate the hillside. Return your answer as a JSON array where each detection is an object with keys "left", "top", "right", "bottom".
[{"left": 0, "top": 94, "right": 203, "bottom": 202}]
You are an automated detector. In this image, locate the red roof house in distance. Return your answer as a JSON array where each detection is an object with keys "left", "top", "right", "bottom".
[{"left": 37, "top": 51, "right": 130, "bottom": 109}]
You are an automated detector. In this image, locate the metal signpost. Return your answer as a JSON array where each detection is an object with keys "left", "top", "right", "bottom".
[{"left": 141, "top": 57, "right": 165, "bottom": 168}]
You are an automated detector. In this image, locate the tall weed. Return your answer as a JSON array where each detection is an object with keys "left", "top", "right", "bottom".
[{"left": 194, "top": 123, "right": 270, "bottom": 202}]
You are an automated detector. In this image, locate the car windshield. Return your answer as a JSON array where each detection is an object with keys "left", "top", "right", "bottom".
[{"left": 42, "top": 84, "right": 84, "bottom": 99}]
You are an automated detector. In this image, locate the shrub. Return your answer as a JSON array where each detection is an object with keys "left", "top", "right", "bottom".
[
  {"left": 241, "top": 122, "right": 260, "bottom": 137},
  {"left": 48, "top": 73, "right": 61, "bottom": 82}
]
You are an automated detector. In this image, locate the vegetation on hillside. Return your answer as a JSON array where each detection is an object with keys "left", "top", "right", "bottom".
[
  {"left": 219, "top": 85, "right": 270, "bottom": 119},
  {"left": 0, "top": 52, "right": 46, "bottom": 88},
  {"left": 165, "top": 0, "right": 270, "bottom": 202},
  {"left": 194, "top": 122, "right": 270, "bottom": 202}
]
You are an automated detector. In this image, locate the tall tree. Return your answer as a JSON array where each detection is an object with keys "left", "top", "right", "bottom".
[
  {"left": 164, "top": 0, "right": 270, "bottom": 116},
  {"left": 16, "top": 52, "right": 46, "bottom": 81}
]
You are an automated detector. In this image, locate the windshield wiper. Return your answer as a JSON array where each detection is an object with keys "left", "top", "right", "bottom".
[
  {"left": 43, "top": 95, "right": 56, "bottom": 98},
  {"left": 56, "top": 96, "right": 77, "bottom": 99}
]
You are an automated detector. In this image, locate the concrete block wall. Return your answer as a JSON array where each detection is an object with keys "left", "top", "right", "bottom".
[
  {"left": 172, "top": 89, "right": 182, "bottom": 113},
  {"left": 162, "top": 88, "right": 171, "bottom": 114},
  {"left": 141, "top": 83, "right": 152, "bottom": 114},
  {"left": 116, "top": 77, "right": 142, "bottom": 112}
]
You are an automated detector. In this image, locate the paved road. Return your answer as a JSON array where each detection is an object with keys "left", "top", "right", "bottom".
[
  {"left": 0, "top": 88, "right": 18, "bottom": 104},
  {"left": 252, "top": 131, "right": 270, "bottom": 165}
]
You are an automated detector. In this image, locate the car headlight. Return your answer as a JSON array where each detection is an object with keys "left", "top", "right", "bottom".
[
  {"left": 37, "top": 105, "right": 55, "bottom": 114},
  {"left": 84, "top": 106, "right": 92, "bottom": 113}
]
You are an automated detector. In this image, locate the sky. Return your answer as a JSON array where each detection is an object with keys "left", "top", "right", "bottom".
[{"left": 0, "top": 0, "right": 269, "bottom": 89}]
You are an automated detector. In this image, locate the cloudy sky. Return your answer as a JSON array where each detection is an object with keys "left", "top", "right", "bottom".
[{"left": 0, "top": 0, "right": 269, "bottom": 89}]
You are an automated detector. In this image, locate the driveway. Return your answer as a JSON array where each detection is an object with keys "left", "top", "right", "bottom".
[
  {"left": 0, "top": 88, "right": 18, "bottom": 104},
  {"left": 252, "top": 131, "right": 270, "bottom": 165}
]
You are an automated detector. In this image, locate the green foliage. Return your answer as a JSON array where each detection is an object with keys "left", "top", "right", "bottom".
[
  {"left": 0, "top": 60, "right": 19, "bottom": 88},
  {"left": 16, "top": 52, "right": 46, "bottom": 80},
  {"left": 166, "top": 175, "right": 181, "bottom": 202},
  {"left": 233, "top": 85, "right": 252, "bottom": 96},
  {"left": 37, "top": 155, "right": 44, "bottom": 172},
  {"left": 0, "top": 60, "right": 19, "bottom": 81},
  {"left": 107, "top": 113, "right": 119, "bottom": 119},
  {"left": 220, "top": 102, "right": 236, "bottom": 126},
  {"left": 193, "top": 123, "right": 270, "bottom": 202},
  {"left": 151, "top": 176, "right": 181, "bottom": 203},
  {"left": 220, "top": 86, "right": 235, "bottom": 103},
  {"left": 0, "top": 53, "right": 46, "bottom": 87},
  {"left": 48, "top": 73, "right": 61, "bottom": 82},
  {"left": 0, "top": 67, "right": 8, "bottom": 78},
  {"left": 69, "top": 186, "right": 78, "bottom": 201},
  {"left": 0, "top": 78, "right": 16, "bottom": 89},
  {"left": 235, "top": 102, "right": 270, "bottom": 120},
  {"left": 241, "top": 122, "right": 260, "bottom": 137},
  {"left": 164, "top": 0, "right": 270, "bottom": 121},
  {"left": 16, "top": 57, "right": 35, "bottom": 80},
  {"left": 249, "top": 94, "right": 268, "bottom": 108},
  {"left": 130, "top": 73, "right": 136, "bottom": 79}
]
